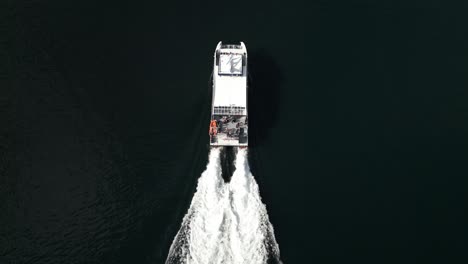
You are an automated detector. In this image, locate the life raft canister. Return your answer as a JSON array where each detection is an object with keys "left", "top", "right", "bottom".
[{"left": 209, "top": 120, "right": 217, "bottom": 135}]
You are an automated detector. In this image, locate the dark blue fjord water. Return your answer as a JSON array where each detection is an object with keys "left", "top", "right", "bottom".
[
  {"left": 2, "top": 1, "right": 467, "bottom": 264},
  {"left": 2, "top": 1, "right": 303, "bottom": 263}
]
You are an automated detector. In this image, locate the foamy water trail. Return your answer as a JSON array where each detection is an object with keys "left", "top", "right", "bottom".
[{"left": 166, "top": 148, "right": 281, "bottom": 264}]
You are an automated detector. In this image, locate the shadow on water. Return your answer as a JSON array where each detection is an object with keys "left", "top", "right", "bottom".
[
  {"left": 245, "top": 51, "right": 284, "bottom": 264},
  {"left": 247, "top": 50, "right": 282, "bottom": 148},
  {"left": 246, "top": 50, "right": 282, "bottom": 187}
]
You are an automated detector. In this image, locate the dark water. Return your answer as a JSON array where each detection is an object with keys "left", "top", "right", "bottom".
[
  {"left": 2, "top": 1, "right": 467, "bottom": 263},
  {"left": 220, "top": 147, "right": 236, "bottom": 182}
]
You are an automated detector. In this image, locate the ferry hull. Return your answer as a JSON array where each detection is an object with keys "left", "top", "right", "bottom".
[{"left": 209, "top": 42, "right": 248, "bottom": 147}]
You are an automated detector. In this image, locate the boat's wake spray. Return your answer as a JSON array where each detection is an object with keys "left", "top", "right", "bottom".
[{"left": 165, "top": 148, "right": 281, "bottom": 264}]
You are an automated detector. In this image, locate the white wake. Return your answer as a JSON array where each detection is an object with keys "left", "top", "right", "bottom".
[{"left": 166, "top": 148, "right": 281, "bottom": 264}]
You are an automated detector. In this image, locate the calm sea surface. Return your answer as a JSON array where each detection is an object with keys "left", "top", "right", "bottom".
[{"left": 2, "top": 1, "right": 467, "bottom": 264}]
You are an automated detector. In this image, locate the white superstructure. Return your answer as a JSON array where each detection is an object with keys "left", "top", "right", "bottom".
[{"left": 209, "top": 42, "right": 248, "bottom": 147}]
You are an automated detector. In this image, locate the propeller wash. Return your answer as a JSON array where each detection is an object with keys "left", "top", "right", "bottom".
[{"left": 165, "top": 148, "right": 281, "bottom": 264}]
